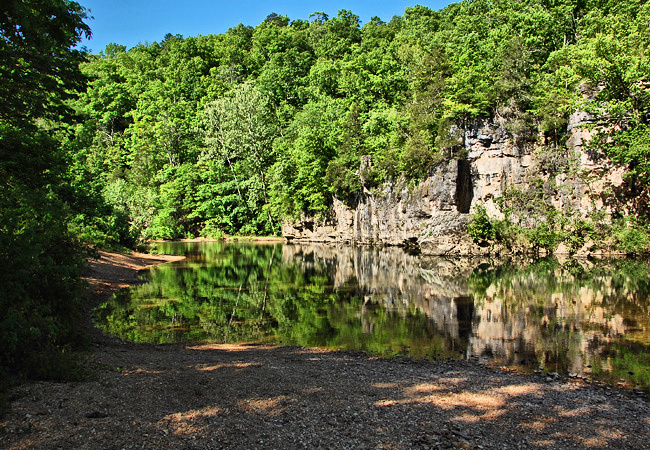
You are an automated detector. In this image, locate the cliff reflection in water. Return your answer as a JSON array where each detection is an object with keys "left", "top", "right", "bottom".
[{"left": 95, "top": 241, "right": 650, "bottom": 388}]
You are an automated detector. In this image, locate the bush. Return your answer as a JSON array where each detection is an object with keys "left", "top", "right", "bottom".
[
  {"left": 526, "top": 221, "right": 561, "bottom": 252},
  {"left": 467, "top": 205, "right": 494, "bottom": 244},
  {"left": 0, "top": 212, "right": 86, "bottom": 377},
  {"left": 69, "top": 210, "right": 134, "bottom": 250},
  {"left": 615, "top": 226, "right": 649, "bottom": 255},
  {"left": 565, "top": 218, "right": 594, "bottom": 252},
  {"left": 201, "top": 219, "right": 224, "bottom": 239}
]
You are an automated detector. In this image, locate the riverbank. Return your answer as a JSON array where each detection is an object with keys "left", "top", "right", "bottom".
[
  {"left": 1, "top": 250, "right": 650, "bottom": 449},
  {"left": 80, "top": 250, "right": 186, "bottom": 345}
]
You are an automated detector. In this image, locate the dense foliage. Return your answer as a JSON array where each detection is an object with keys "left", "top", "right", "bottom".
[
  {"left": 73, "top": 0, "right": 650, "bottom": 241},
  {"left": 0, "top": 0, "right": 97, "bottom": 377}
]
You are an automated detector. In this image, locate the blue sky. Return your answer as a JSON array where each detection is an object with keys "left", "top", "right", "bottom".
[{"left": 78, "top": 0, "right": 454, "bottom": 53}]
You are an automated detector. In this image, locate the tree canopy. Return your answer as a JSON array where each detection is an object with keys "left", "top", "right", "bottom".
[
  {"left": 1, "top": 0, "right": 94, "bottom": 376},
  {"left": 70, "top": 0, "right": 650, "bottom": 240}
]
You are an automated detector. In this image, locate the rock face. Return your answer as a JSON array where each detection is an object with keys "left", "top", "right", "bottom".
[{"left": 283, "top": 114, "right": 637, "bottom": 255}]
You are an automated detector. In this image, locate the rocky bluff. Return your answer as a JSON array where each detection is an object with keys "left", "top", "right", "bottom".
[{"left": 283, "top": 113, "right": 638, "bottom": 255}]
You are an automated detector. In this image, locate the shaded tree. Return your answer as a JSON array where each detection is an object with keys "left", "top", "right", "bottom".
[{"left": 0, "top": 0, "right": 92, "bottom": 376}]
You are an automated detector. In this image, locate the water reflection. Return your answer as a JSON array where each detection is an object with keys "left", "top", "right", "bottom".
[{"left": 95, "top": 242, "right": 650, "bottom": 389}]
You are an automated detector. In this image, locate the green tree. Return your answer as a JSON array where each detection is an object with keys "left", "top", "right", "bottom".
[
  {"left": 271, "top": 97, "right": 346, "bottom": 216},
  {"left": 201, "top": 83, "right": 280, "bottom": 234},
  {"left": 0, "top": 0, "right": 91, "bottom": 376}
]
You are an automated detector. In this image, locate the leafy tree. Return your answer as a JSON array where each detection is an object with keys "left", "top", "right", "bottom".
[
  {"left": 201, "top": 83, "right": 280, "bottom": 234},
  {"left": 467, "top": 205, "right": 494, "bottom": 244},
  {"left": 309, "top": 10, "right": 362, "bottom": 60},
  {"left": 271, "top": 97, "right": 346, "bottom": 217},
  {"left": 562, "top": 1, "right": 650, "bottom": 188},
  {"left": 494, "top": 37, "right": 536, "bottom": 142},
  {"left": 0, "top": 0, "right": 90, "bottom": 122},
  {"left": 0, "top": 0, "right": 91, "bottom": 376}
]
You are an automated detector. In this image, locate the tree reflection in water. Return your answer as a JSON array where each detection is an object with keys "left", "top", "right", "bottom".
[{"left": 95, "top": 242, "right": 650, "bottom": 389}]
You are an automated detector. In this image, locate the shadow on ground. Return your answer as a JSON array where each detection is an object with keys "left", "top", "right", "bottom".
[{"left": 2, "top": 343, "right": 649, "bottom": 449}]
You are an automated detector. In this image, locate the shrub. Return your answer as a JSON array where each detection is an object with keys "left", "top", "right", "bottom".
[
  {"left": 467, "top": 205, "right": 494, "bottom": 244},
  {"left": 615, "top": 226, "right": 648, "bottom": 255},
  {"left": 201, "top": 219, "right": 224, "bottom": 239},
  {"left": 526, "top": 221, "right": 561, "bottom": 252}
]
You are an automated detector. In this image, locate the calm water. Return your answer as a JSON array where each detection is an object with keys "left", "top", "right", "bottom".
[{"left": 95, "top": 241, "right": 650, "bottom": 389}]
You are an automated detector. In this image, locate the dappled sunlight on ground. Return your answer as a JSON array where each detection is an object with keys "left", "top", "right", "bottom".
[
  {"left": 521, "top": 416, "right": 556, "bottom": 432},
  {"left": 371, "top": 382, "right": 399, "bottom": 389},
  {"left": 3, "top": 344, "right": 650, "bottom": 449},
  {"left": 186, "top": 343, "right": 277, "bottom": 352},
  {"left": 404, "top": 382, "right": 445, "bottom": 395},
  {"left": 195, "top": 362, "right": 263, "bottom": 372},
  {"left": 451, "top": 409, "right": 508, "bottom": 423},
  {"left": 492, "top": 383, "right": 541, "bottom": 397},
  {"left": 555, "top": 404, "right": 604, "bottom": 417},
  {"left": 581, "top": 428, "right": 629, "bottom": 446},
  {"left": 125, "top": 367, "right": 167, "bottom": 375},
  {"left": 237, "top": 396, "right": 293, "bottom": 416},
  {"left": 158, "top": 406, "right": 225, "bottom": 437},
  {"left": 433, "top": 391, "right": 506, "bottom": 409},
  {"left": 300, "top": 387, "right": 325, "bottom": 395}
]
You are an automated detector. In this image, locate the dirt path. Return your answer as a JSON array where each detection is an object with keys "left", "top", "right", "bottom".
[{"left": 1, "top": 251, "right": 650, "bottom": 449}]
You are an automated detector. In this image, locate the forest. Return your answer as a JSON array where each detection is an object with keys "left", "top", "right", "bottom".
[{"left": 1, "top": 0, "right": 649, "bottom": 378}]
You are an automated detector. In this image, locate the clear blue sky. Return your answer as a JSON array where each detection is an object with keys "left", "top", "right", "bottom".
[{"left": 78, "top": 0, "right": 455, "bottom": 53}]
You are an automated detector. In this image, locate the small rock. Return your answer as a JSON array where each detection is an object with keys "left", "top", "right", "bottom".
[{"left": 453, "top": 431, "right": 471, "bottom": 440}]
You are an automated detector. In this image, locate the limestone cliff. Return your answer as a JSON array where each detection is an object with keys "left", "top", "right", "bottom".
[{"left": 283, "top": 113, "right": 639, "bottom": 255}]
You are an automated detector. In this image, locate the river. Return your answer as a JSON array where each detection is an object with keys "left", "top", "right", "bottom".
[{"left": 95, "top": 241, "right": 650, "bottom": 389}]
